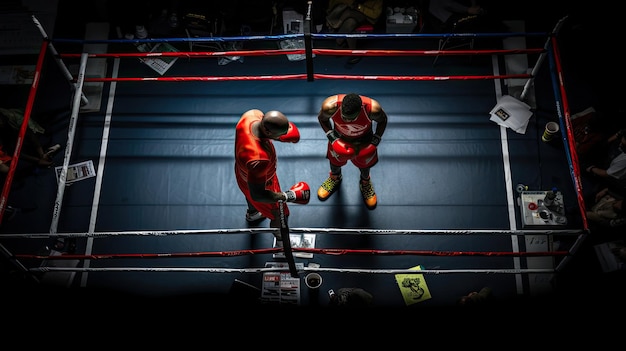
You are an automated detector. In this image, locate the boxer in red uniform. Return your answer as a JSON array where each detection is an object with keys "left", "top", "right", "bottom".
[
  {"left": 234, "top": 109, "right": 309, "bottom": 246},
  {"left": 317, "top": 93, "right": 388, "bottom": 209}
]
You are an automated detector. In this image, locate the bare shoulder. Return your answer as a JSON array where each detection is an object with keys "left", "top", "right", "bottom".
[
  {"left": 243, "top": 109, "right": 263, "bottom": 116},
  {"left": 321, "top": 95, "right": 340, "bottom": 114},
  {"left": 368, "top": 98, "right": 385, "bottom": 116},
  {"left": 369, "top": 98, "right": 382, "bottom": 111}
]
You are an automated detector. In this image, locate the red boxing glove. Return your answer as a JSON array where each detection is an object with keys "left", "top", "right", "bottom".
[
  {"left": 283, "top": 181, "right": 310, "bottom": 204},
  {"left": 332, "top": 139, "right": 356, "bottom": 157},
  {"left": 358, "top": 143, "right": 377, "bottom": 159},
  {"left": 326, "top": 130, "right": 355, "bottom": 157},
  {"left": 278, "top": 122, "right": 300, "bottom": 143}
]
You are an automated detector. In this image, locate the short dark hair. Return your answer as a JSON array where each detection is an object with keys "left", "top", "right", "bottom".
[{"left": 341, "top": 93, "right": 362, "bottom": 117}]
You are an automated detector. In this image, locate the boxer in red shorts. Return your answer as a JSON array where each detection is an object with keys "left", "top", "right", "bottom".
[{"left": 317, "top": 93, "right": 388, "bottom": 209}]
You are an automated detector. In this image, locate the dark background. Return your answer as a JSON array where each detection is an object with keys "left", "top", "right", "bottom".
[{"left": 1, "top": 0, "right": 624, "bottom": 322}]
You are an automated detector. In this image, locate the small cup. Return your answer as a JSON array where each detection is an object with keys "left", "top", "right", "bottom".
[
  {"left": 304, "top": 273, "right": 322, "bottom": 289},
  {"left": 542, "top": 121, "right": 559, "bottom": 142}
]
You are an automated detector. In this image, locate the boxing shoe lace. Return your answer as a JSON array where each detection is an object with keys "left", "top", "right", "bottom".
[
  {"left": 359, "top": 178, "right": 377, "bottom": 209},
  {"left": 317, "top": 173, "right": 342, "bottom": 200}
]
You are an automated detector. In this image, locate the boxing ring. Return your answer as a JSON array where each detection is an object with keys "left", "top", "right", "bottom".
[{"left": 0, "top": 5, "right": 590, "bottom": 308}]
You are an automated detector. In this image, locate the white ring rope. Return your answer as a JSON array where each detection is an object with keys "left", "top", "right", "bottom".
[
  {"left": 30, "top": 266, "right": 556, "bottom": 275},
  {"left": 0, "top": 228, "right": 586, "bottom": 239}
]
